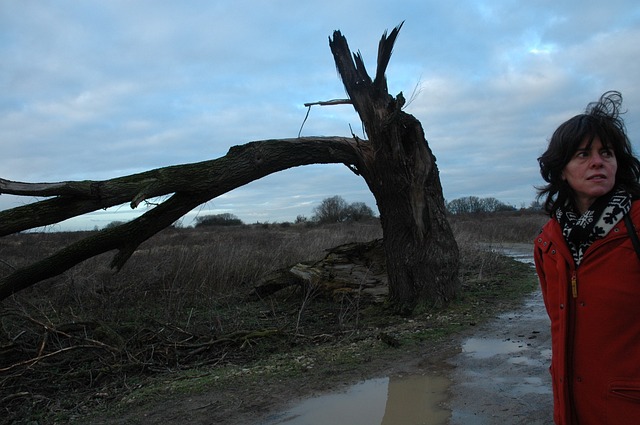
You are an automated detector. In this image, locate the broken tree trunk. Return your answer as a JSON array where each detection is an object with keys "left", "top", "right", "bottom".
[
  {"left": 0, "top": 24, "right": 459, "bottom": 313},
  {"left": 328, "top": 23, "right": 460, "bottom": 311}
]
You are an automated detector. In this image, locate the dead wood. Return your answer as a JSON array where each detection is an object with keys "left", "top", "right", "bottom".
[
  {"left": 250, "top": 239, "right": 387, "bottom": 302},
  {"left": 0, "top": 137, "right": 360, "bottom": 300},
  {"left": 328, "top": 22, "right": 460, "bottom": 311},
  {"left": 1, "top": 23, "right": 459, "bottom": 311}
]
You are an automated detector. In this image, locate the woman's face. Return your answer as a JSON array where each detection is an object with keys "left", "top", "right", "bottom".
[{"left": 562, "top": 137, "right": 617, "bottom": 213}]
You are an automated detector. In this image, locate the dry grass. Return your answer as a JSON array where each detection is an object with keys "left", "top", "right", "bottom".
[
  {"left": 2, "top": 221, "right": 383, "bottom": 320},
  {"left": 0, "top": 213, "right": 545, "bottom": 424},
  {"left": 449, "top": 210, "right": 547, "bottom": 244}
]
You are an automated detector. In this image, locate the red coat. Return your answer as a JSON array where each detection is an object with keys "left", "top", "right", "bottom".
[{"left": 534, "top": 200, "right": 640, "bottom": 424}]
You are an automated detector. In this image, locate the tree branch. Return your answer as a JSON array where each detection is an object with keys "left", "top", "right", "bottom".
[
  {"left": 0, "top": 137, "right": 360, "bottom": 236},
  {"left": 0, "top": 137, "right": 363, "bottom": 301},
  {"left": 303, "top": 99, "right": 352, "bottom": 107}
]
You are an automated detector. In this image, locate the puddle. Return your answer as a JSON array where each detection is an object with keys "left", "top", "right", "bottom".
[
  {"left": 462, "top": 337, "right": 527, "bottom": 359},
  {"left": 482, "top": 243, "right": 535, "bottom": 266},
  {"left": 259, "top": 244, "right": 552, "bottom": 425},
  {"left": 258, "top": 374, "right": 451, "bottom": 425}
]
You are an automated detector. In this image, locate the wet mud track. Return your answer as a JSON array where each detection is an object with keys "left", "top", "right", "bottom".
[
  {"left": 448, "top": 246, "right": 553, "bottom": 424},
  {"left": 448, "top": 289, "right": 553, "bottom": 424},
  {"left": 259, "top": 287, "right": 554, "bottom": 425},
  {"left": 258, "top": 245, "right": 555, "bottom": 425}
]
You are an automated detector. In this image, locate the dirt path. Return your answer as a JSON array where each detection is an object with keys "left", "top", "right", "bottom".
[
  {"left": 448, "top": 288, "right": 553, "bottom": 424},
  {"left": 250, "top": 244, "right": 555, "bottom": 425},
  {"left": 251, "top": 281, "right": 555, "bottom": 425},
  {"left": 89, "top": 244, "right": 554, "bottom": 425},
  {"left": 447, "top": 244, "right": 553, "bottom": 424}
]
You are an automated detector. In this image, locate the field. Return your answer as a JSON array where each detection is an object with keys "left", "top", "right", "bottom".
[{"left": 0, "top": 211, "right": 548, "bottom": 424}]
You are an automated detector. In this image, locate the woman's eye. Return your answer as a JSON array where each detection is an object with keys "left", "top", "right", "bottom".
[{"left": 601, "top": 150, "right": 613, "bottom": 158}]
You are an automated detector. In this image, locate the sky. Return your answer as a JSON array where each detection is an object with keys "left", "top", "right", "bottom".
[{"left": 1, "top": 0, "right": 639, "bottom": 230}]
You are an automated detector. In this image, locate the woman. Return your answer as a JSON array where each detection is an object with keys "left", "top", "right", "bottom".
[{"left": 535, "top": 90, "right": 640, "bottom": 424}]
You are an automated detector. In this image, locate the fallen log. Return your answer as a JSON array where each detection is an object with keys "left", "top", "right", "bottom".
[{"left": 250, "top": 239, "right": 387, "bottom": 302}]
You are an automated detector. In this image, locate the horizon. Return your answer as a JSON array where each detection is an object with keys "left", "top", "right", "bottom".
[{"left": 2, "top": 1, "right": 639, "bottom": 231}]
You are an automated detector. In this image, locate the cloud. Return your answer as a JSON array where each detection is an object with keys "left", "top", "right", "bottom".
[{"left": 1, "top": 0, "right": 639, "bottom": 230}]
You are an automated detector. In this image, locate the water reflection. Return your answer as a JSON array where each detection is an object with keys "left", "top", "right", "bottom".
[
  {"left": 382, "top": 374, "right": 450, "bottom": 425},
  {"left": 259, "top": 374, "right": 450, "bottom": 425},
  {"left": 462, "top": 337, "right": 527, "bottom": 359}
]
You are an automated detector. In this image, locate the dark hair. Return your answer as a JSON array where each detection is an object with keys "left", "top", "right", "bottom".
[{"left": 537, "top": 91, "right": 640, "bottom": 215}]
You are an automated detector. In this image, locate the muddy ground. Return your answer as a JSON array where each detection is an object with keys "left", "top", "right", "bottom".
[
  {"left": 250, "top": 289, "right": 554, "bottom": 425},
  {"left": 448, "top": 288, "right": 553, "bottom": 424},
  {"left": 89, "top": 245, "right": 553, "bottom": 425},
  {"left": 447, "top": 244, "right": 553, "bottom": 424}
]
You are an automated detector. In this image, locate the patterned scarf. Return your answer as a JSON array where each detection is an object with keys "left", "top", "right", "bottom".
[{"left": 556, "top": 188, "right": 632, "bottom": 265}]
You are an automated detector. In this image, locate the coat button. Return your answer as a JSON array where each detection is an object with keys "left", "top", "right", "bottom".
[
  {"left": 560, "top": 304, "right": 564, "bottom": 309},
  {"left": 576, "top": 377, "right": 583, "bottom": 382}
]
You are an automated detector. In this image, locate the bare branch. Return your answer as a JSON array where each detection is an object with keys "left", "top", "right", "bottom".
[
  {"left": 0, "top": 345, "right": 115, "bottom": 373},
  {"left": 298, "top": 99, "right": 354, "bottom": 137},
  {"left": 0, "top": 178, "right": 94, "bottom": 197},
  {"left": 0, "top": 137, "right": 359, "bottom": 237},
  {"left": 0, "top": 137, "right": 361, "bottom": 300},
  {"left": 303, "top": 99, "right": 352, "bottom": 107}
]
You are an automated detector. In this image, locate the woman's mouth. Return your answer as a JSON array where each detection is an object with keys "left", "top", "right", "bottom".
[{"left": 587, "top": 174, "right": 607, "bottom": 181}]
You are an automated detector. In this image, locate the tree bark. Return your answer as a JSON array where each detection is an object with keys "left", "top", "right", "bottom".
[
  {"left": 328, "top": 23, "right": 459, "bottom": 312},
  {"left": 0, "top": 25, "right": 460, "bottom": 312}
]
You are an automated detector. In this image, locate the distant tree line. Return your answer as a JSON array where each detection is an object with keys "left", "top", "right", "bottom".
[
  {"left": 105, "top": 195, "right": 537, "bottom": 229},
  {"left": 446, "top": 196, "right": 516, "bottom": 215},
  {"left": 311, "top": 195, "right": 376, "bottom": 224},
  {"left": 190, "top": 195, "right": 377, "bottom": 228},
  {"left": 194, "top": 212, "right": 243, "bottom": 227}
]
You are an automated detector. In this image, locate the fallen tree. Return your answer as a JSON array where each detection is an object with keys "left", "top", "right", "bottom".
[
  {"left": 0, "top": 137, "right": 360, "bottom": 299},
  {"left": 0, "top": 23, "right": 459, "bottom": 312}
]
